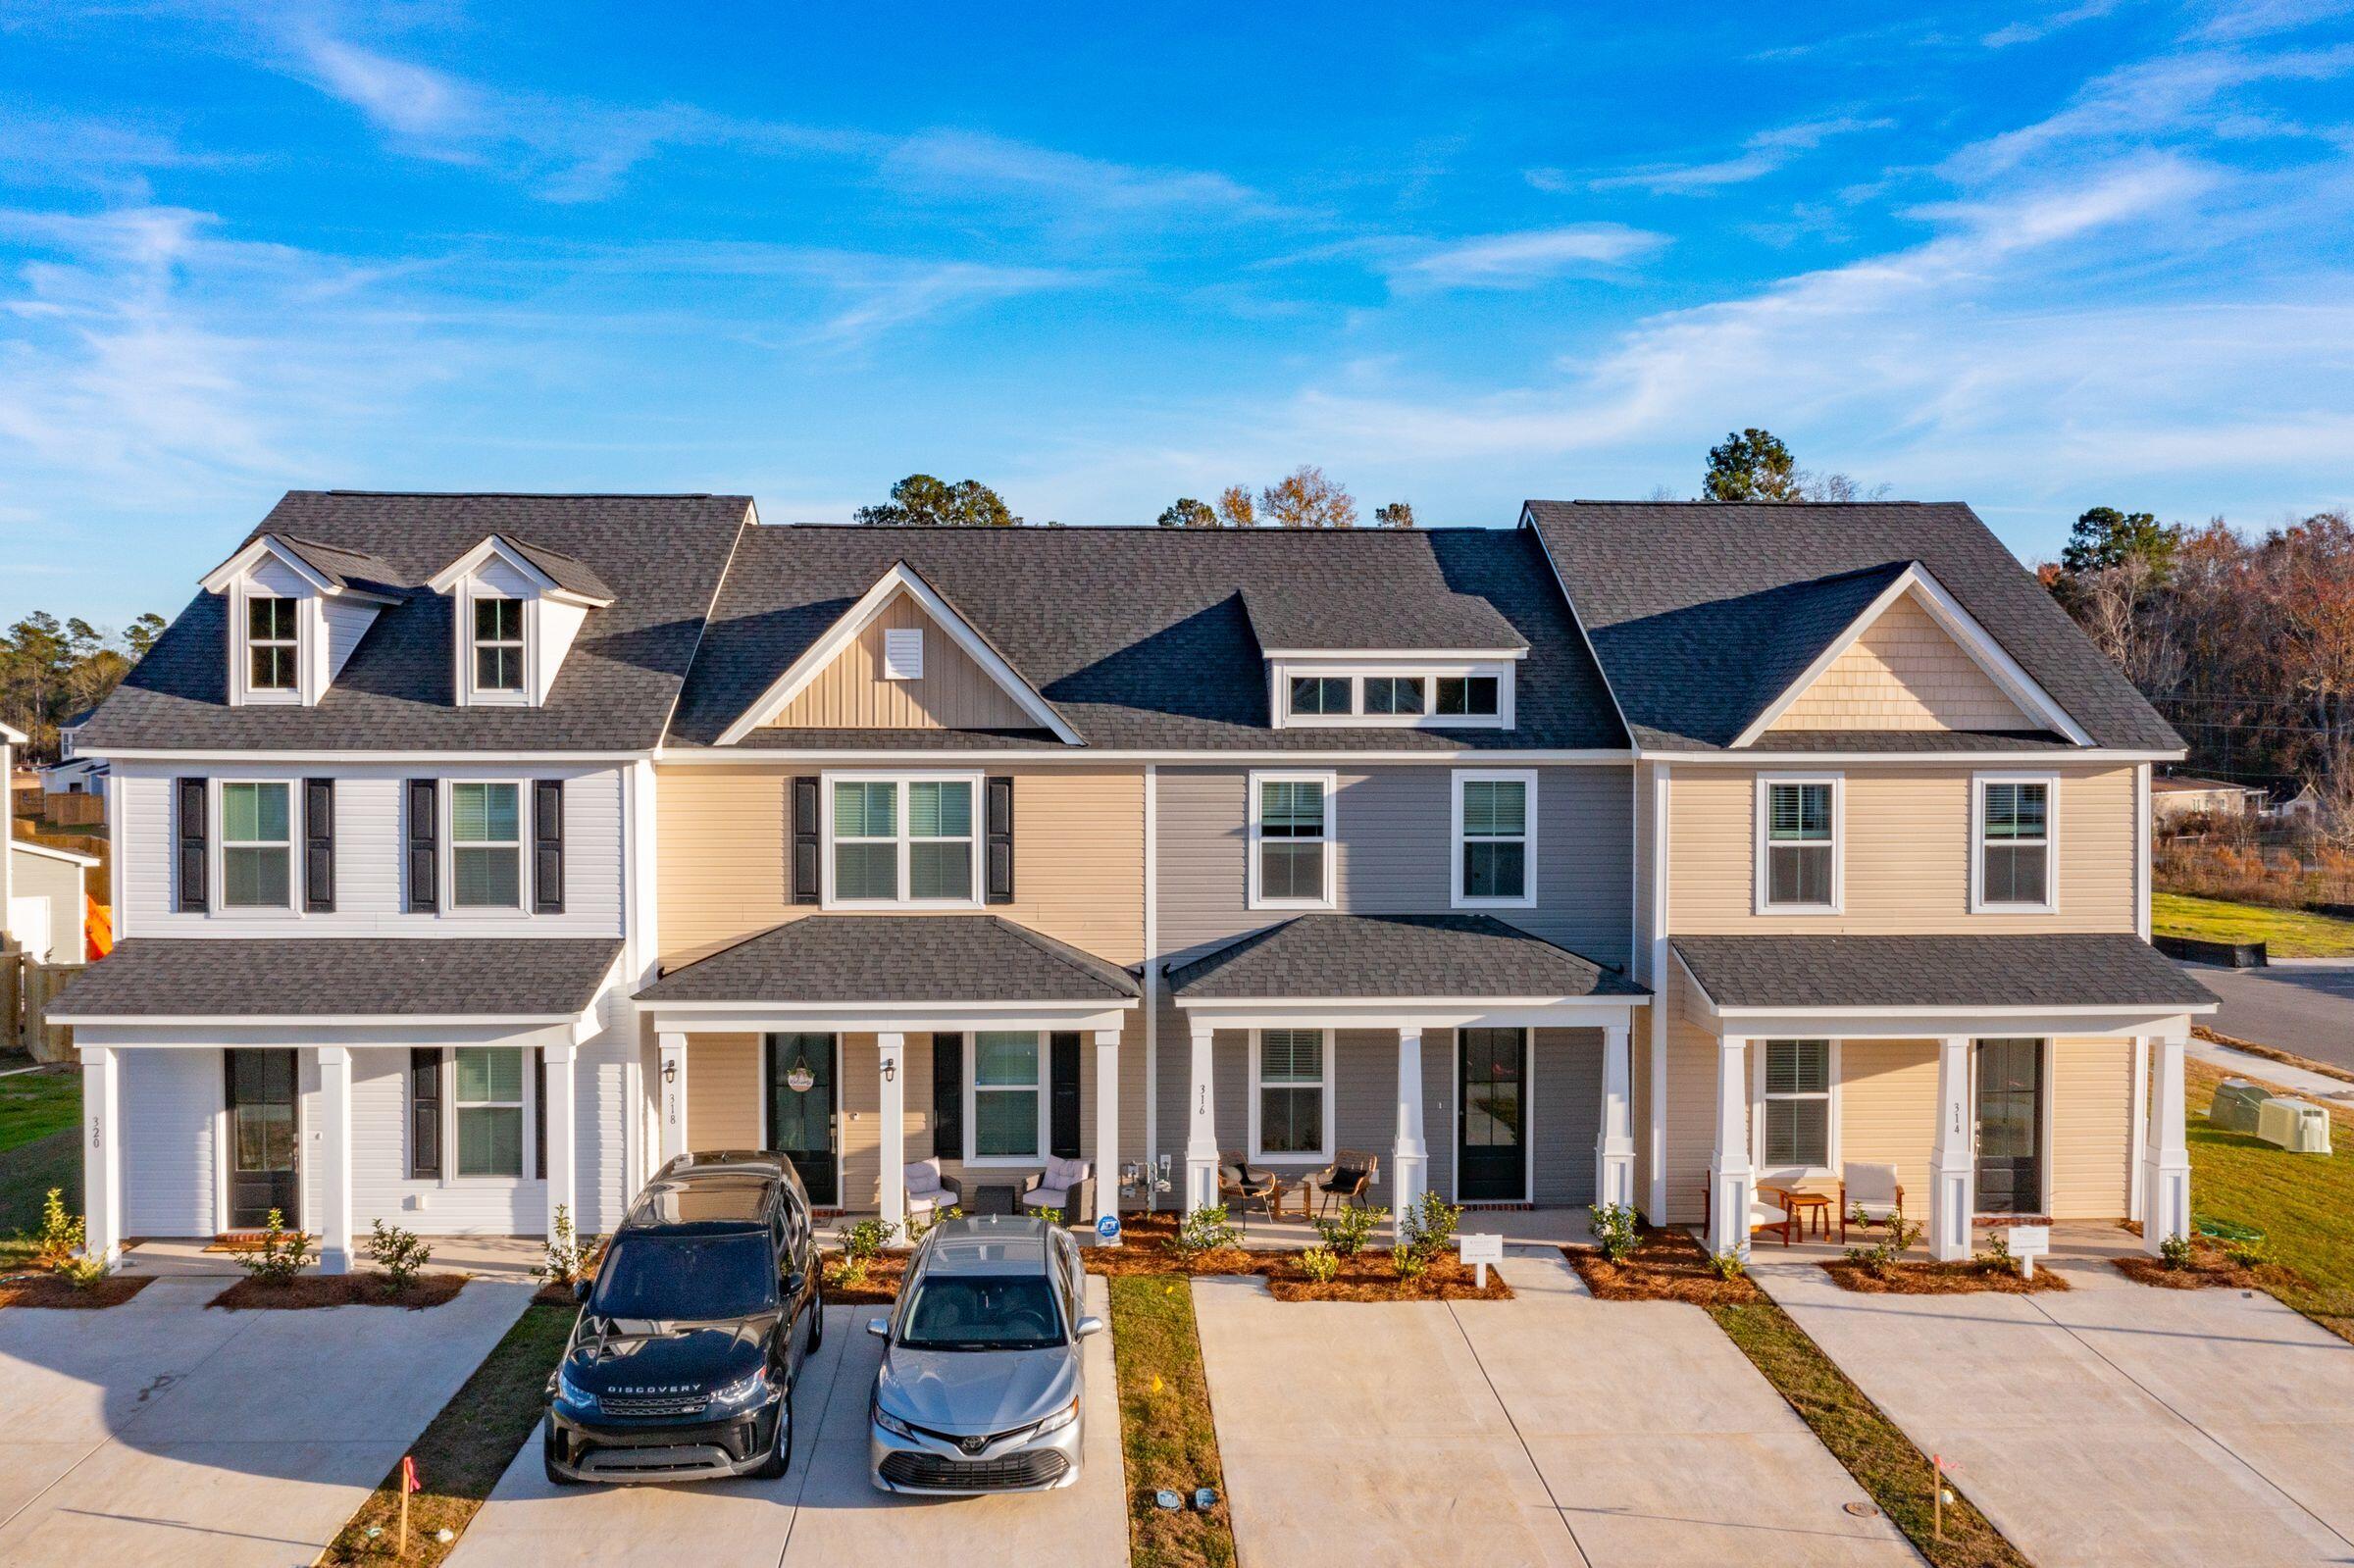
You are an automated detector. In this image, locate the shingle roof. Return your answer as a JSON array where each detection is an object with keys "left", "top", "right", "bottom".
[
  {"left": 1165, "top": 913, "right": 1645, "bottom": 1000},
  {"left": 79, "top": 492, "right": 748, "bottom": 752},
  {"left": 1522, "top": 501, "right": 2182, "bottom": 752},
  {"left": 638, "top": 915, "right": 1140, "bottom": 1004},
  {"left": 48, "top": 937, "right": 623, "bottom": 1019},
  {"left": 1670, "top": 935, "right": 2217, "bottom": 1011},
  {"left": 671, "top": 525, "right": 1623, "bottom": 752},
  {"left": 274, "top": 534, "right": 406, "bottom": 598},
  {"left": 1240, "top": 583, "right": 1526, "bottom": 653},
  {"left": 498, "top": 535, "right": 618, "bottom": 603}
]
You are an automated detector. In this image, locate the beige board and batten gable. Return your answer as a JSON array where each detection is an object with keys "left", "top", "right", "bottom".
[
  {"left": 765, "top": 590, "right": 1036, "bottom": 731},
  {"left": 1766, "top": 589, "right": 2032, "bottom": 733}
]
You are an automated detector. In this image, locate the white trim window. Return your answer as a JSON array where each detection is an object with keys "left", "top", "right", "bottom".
[
  {"left": 1453, "top": 769, "right": 1536, "bottom": 908},
  {"left": 1435, "top": 675, "right": 1500, "bottom": 718},
  {"left": 1271, "top": 661, "right": 1516, "bottom": 730},
  {"left": 1757, "top": 1038, "right": 1833, "bottom": 1172},
  {"left": 472, "top": 597, "right": 525, "bottom": 693},
  {"left": 1289, "top": 675, "right": 1353, "bottom": 716},
  {"left": 247, "top": 596, "right": 299, "bottom": 692},
  {"left": 825, "top": 773, "right": 980, "bottom": 907},
  {"left": 1974, "top": 775, "right": 2057, "bottom": 912},
  {"left": 966, "top": 1031, "right": 1047, "bottom": 1164},
  {"left": 1250, "top": 1029, "right": 1332, "bottom": 1161},
  {"left": 453, "top": 1046, "right": 526, "bottom": 1178},
  {"left": 1362, "top": 675, "right": 1424, "bottom": 716},
  {"left": 219, "top": 781, "right": 294, "bottom": 910},
  {"left": 1250, "top": 771, "right": 1336, "bottom": 908},
  {"left": 449, "top": 782, "right": 524, "bottom": 910},
  {"left": 1757, "top": 775, "right": 1841, "bottom": 913}
]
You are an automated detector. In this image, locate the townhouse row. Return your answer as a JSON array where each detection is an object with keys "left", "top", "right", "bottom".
[{"left": 54, "top": 491, "right": 2214, "bottom": 1271}]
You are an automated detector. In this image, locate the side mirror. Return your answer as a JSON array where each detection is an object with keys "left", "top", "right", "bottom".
[
  {"left": 784, "top": 1272, "right": 807, "bottom": 1299},
  {"left": 573, "top": 1279, "right": 591, "bottom": 1304},
  {"left": 866, "top": 1317, "right": 891, "bottom": 1339},
  {"left": 1075, "top": 1315, "right": 1105, "bottom": 1340}
]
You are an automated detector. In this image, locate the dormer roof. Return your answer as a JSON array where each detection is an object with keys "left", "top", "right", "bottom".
[
  {"left": 197, "top": 532, "right": 402, "bottom": 603},
  {"left": 426, "top": 533, "right": 616, "bottom": 606},
  {"left": 1240, "top": 582, "right": 1527, "bottom": 657}
]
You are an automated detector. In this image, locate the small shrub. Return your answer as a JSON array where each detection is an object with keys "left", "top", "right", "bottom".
[
  {"left": 1031, "top": 1206, "right": 1064, "bottom": 1229},
  {"left": 1975, "top": 1232, "right": 2014, "bottom": 1273},
  {"left": 33, "top": 1189, "right": 84, "bottom": 1269},
  {"left": 2225, "top": 1239, "right": 2268, "bottom": 1270},
  {"left": 1170, "top": 1204, "right": 1241, "bottom": 1258},
  {"left": 1390, "top": 1244, "right": 1427, "bottom": 1280},
  {"left": 1708, "top": 1249, "right": 1747, "bottom": 1282},
  {"left": 1846, "top": 1214, "right": 1923, "bottom": 1279},
  {"left": 826, "top": 1255, "right": 869, "bottom": 1290},
  {"left": 904, "top": 1204, "right": 962, "bottom": 1243},
  {"left": 1299, "top": 1245, "right": 1341, "bottom": 1284},
  {"left": 236, "top": 1210, "right": 314, "bottom": 1286},
  {"left": 1402, "top": 1189, "right": 1464, "bottom": 1261},
  {"left": 367, "top": 1220, "right": 433, "bottom": 1293},
  {"left": 1588, "top": 1203, "right": 1640, "bottom": 1264},
  {"left": 841, "top": 1217, "right": 899, "bottom": 1262},
  {"left": 1312, "top": 1203, "right": 1386, "bottom": 1258},
  {"left": 2160, "top": 1232, "right": 2196, "bottom": 1270},
  {"left": 533, "top": 1205, "right": 589, "bottom": 1289},
  {"left": 57, "top": 1251, "right": 113, "bottom": 1290}
]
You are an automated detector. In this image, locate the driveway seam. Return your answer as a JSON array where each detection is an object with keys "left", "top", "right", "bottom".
[
  {"left": 1443, "top": 1300, "right": 1594, "bottom": 1568},
  {"left": 772, "top": 1306, "right": 848, "bottom": 1568}
]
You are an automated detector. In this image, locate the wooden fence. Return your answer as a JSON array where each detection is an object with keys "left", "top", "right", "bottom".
[
  {"left": 42, "top": 793, "right": 104, "bottom": 828},
  {"left": 0, "top": 942, "right": 78, "bottom": 1065}
]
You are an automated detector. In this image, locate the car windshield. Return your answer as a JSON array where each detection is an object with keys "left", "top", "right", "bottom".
[
  {"left": 896, "top": 1273, "right": 1066, "bottom": 1351},
  {"left": 590, "top": 1233, "right": 776, "bottom": 1321}
]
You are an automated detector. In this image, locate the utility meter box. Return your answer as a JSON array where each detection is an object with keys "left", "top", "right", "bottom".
[
  {"left": 2210, "top": 1079, "right": 2269, "bottom": 1134},
  {"left": 2256, "top": 1096, "right": 2333, "bottom": 1155}
]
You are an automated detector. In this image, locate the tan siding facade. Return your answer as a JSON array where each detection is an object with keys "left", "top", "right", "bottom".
[
  {"left": 1664, "top": 962, "right": 1732, "bottom": 1226},
  {"left": 1769, "top": 591, "right": 2031, "bottom": 733},
  {"left": 1668, "top": 763, "right": 2134, "bottom": 934},
  {"left": 2049, "top": 1037, "right": 2133, "bottom": 1219},
  {"left": 768, "top": 592, "right": 1034, "bottom": 731},
  {"left": 686, "top": 1034, "right": 763, "bottom": 1150},
  {"left": 1837, "top": 1040, "right": 1937, "bottom": 1211},
  {"left": 655, "top": 764, "right": 1146, "bottom": 970}
]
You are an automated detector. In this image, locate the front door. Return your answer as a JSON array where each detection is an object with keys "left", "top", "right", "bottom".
[
  {"left": 1974, "top": 1038, "right": 2044, "bottom": 1214},
  {"left": 766, "top": 1034, "right": 839, "bottom": 1207},
  {"left": 225, "top": 1048, "right": 298, "bottom": 1231},
  {"left": 1458, "top": 1028, "right": 1527, "bottom": 1202}
]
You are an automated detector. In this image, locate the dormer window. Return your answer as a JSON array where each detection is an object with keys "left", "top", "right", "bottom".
[
  {"left": 473, "top": 599, "right": 525, "bottom": 693},
  {"left": 199, "top": 532, "right": 400, "bottom": 708},
  {"left": 247, "top": 598, "right": 299, "bottom": 691},
  {"left": 1290, "top": 676, "right": 1351, "bottom": 715},
  {"left": 1269, "top": 661, "right": 1517, "bottom": 730},
  {"left": 1436, "top": 676, "right": 1499, "bottom": 717},
  {"left": 427, "top": 534, "right": 615, "bottom": 709}
]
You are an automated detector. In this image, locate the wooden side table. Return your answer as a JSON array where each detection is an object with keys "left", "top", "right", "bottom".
[{"left": 1784, "top": 1190, "right": 1833, "bottom": 1240}]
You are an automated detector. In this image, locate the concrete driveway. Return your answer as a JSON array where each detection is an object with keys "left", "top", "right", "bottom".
[
  {"left": 0, "top": 1274, "right": 532, "bottom": 1568},
  {"left": 1755, "top": 1254, "right": 2354, "bottom": 1567},
  {"left": 448, "top": 1275, "right": 1127, "bottom": 1568},
  {"left": 1191, "top": 1250, "right": 1916, "bottom": 1567}
]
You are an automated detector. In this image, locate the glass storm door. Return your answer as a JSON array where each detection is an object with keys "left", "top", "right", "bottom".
[
  {"left": 1974, "top": 1039, "right": 2044, "bottom": 1215},
  {"left": 1458, "top": 1029, "right": 1527, "bottom": 1201},
  {"left": 225, "top": 1048, "right": 298, "bottom": 1231},
  {"left": 766, "top": 1034, "right": 839, "bottom": 1206}
]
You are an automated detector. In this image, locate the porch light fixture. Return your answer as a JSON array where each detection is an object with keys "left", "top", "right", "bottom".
[
  {"left": 661, "top": 1058, "right": 677, "bottom": 1086},
  {"left": 881, "top": 1058, "right": 896, "bottom": 1085}
]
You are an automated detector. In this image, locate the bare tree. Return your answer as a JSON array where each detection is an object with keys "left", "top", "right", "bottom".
[{"left": 1258, "top": 465, "right": 1356, "bottom": 529}]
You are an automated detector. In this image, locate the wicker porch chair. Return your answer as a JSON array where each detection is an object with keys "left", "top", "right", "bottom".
[{"left": 1311, "top": 1149, "right": 1380, "bottom": 1219}]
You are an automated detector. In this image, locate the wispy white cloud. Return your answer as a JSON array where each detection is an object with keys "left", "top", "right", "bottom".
[
  {"left": 1983, "top": 1, "right": 2129, "bottom": 50},
  {"left": 2190, "top": 0, "right": 2354, "bottom": 40},
  {"left": 1564, "top": 115, "right": 1895, "bottom": 196},
  {"left": 1385, "top": 225, "right": 1667, "bottom": 290},
  {"left": 877, "top": 131, "right": 1277, "bottom": 220},
  {"left": 0, "top": 111, "right": 231, "bottom": 199}
]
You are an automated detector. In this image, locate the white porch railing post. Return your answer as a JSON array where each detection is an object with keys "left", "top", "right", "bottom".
[
  {"left": 1929, "top": 1036, "right": 1975, "bottom": 1261},
  {"left": 1184, "top": 1022, "right": 1219, "bottom": 1212},
  {"left": 544, "top": 1040, "right": 577, "bottom": 1242},
  {"left": 2142, "top": 1031, "right": 2191, "bottom": 1256},
  {"left": 1393, "top": 1027, "right": 1428, "bottom": 1242},
  {"left": 1095, "top": 1027, "right": 1122, "bottom": 1241},
  {"left": 81, "top": 1043, "right": 121, "bottom": 1266},
  {"left": 657, "top": 1032, "right": 689, "bottom": 1168},
  {"left": 1707, "top": 1035, "right": 1753, "bottom": 1260},
  {"left": 317, "top": 1044, "right": 354, "bottom": 1275},
  {"left": 877, "top": 1033, "right": 906, "bottom": 1238},
  {"left": 1597, "top": 1020, "right": 1636, "bottom": 1211}
]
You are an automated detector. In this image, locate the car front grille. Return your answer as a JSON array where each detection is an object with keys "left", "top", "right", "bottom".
[
  {"left": 600, "top": 1393, "right": 709, "bottom": 1417},
  {"left": 881, "top": 1448, "right": 1070, "bottom": 1491}
]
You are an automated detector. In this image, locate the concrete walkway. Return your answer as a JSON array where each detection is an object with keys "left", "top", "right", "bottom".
[
  {"left": 1192, "top": 1248, "right": 1916, "bottom": 1567},
  {"left": 1754, "top": 1251, "right": 2354, "bottom": 1567},
  {"left": 0, "top": 1274, "right": 532, "bottom": 1568},
  {"left": 449, "top": 1275, "right": 1127, "bottom": 1568}
]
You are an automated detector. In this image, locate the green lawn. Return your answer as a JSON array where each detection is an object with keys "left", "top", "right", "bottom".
[
  {"left": 0, "top": 1066, "right": 79, "bottom": 1153},
  {"left": 2185, "top": 1057, "right": 2354, "bottom": 1341},
  {"left": 0, "top": 1067, "right": 79, "bottom": 1268},
  {"left": 2153, "top": 892, "right": 2354, "bottom": 957}
]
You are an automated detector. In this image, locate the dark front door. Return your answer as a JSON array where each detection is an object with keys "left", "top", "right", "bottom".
[
  {"left": 1974, "top": 1038, "right": 2044, "bottom": 1214},
  {"left": 766, "top": 1034, "right": 839, "bottom": 1207},
  {"left": 1458, "top": 1028, "right": 1527, "bottom": 1202},
  {"left": 225, "top": 1048, "right": 298, "bottom": 1231}
]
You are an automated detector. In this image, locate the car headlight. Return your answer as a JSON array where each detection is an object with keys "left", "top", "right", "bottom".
[
  {"left": 871, "top": 1399, "right": 919, "bottom": 1440},
  {"left": 554, "top": 1363, "right": 600, "bottom": 1414},
  {"left": 1031, "top": 1395, "right": 1081, "bottom": 1438},
  {"left": 708, "top": 1369, "right": 773, "bottom": 1410}
]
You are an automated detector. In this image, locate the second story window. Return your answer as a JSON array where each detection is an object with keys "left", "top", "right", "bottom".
[
  {"left": 1252, "top": 772, "right": 1334, "bottom": 907},
  {"left": 1363, "top": 676, "right": 1424, "bottom": 715},
  {"left": 1436, "top": 676, "right": 1498, "bottom": 717},
  {"left": 1761, "top": 778, "right": 1839, "bottom": 912},
  {"left": 1455, "top": 771, "right": 1534, "bottom": 906},
  {"left": 828, "top": 775, "right": 978, "bottom": 905},
  {"left": 1290, "top": 676, "right": 1352, "bottom": 716},
  {"left": 1977, "top": 778, "right": 2054, "bottom": 910},
  {"left": 248, "top": 597, "right": 298, "bottom": 690},
  {"left": 473, "top": 598, "right": 525, "bottom": 692},
  {"left": 221, "top": 782, "right": 292, "bottom": 908},
  {"left": 450, "top": 783, "right": 522, "bottom": 908}
]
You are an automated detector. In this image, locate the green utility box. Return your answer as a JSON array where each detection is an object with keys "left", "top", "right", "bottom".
[{"left": 2210, "top": 1079, "right": 2270, "bottom": 1134}]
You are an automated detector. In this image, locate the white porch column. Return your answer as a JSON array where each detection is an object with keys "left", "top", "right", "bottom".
[
  {"left": 1707, "top": 1035, "right": 1754, "bottom": 1259},
  {"left": 1929, "top": 1036, "right": 1975, "bottom": 1262},
  {"left": 80, "top": 1044, "right": 122, "bottom": 1266},
  {"left": 1646, "top": 1026, "right": 1668, "bottom": 1227},
  {"left": 2142, "top": 1031, "right": 2191, "bottom": 1256},
  {"left": 1095, "top": 1028, "right": 1122, "bottom": 1240},
  {"left": 543, "top": 1041, "right": 577, "bottom": 1240},
  {"left": 657, "top": 1032, "right": 689, "bottom": 1167},
  {"left": 1183, "top": 1021, "right": 1219, "bottom": 1211},
  {"left": 877, "top": 1033, "right": 906, "bottom": 1237},
  {"left": 2126, "top": 1035, "right": 2151, "bottom": 1224},
  {"left": 316, "top": 1045, "right": 354, "bottom": 1275},
  {"left": 1597, "top": 1021, "right": 1637, "bottom": 1211},
  {"left": 1393, "top": 1027, "right": 1428, "bottom": 1241}
]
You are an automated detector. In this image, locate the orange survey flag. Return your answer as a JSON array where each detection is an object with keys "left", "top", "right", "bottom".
[{"left": 84, "top": 896, "right": 112, "bottom": 960}]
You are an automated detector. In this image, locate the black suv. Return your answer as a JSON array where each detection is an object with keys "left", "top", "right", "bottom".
[{"left": 543, "top": 1152, "right": 822, "bottom": 1484}]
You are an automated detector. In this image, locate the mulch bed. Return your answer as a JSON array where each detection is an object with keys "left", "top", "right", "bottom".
[
  {"left": 1564, "top": 1227, "right": 1765, "bottom": 1306},
  {"left": 1822, "top": 1257, "right": 2071, "bottom": 1294},
  {"left": 1084, "top": 1212, "right": 1510, "bottom": 1301},
  {"left": 0, "top": 1272, "right": 156, "bottom": 1309},
  {"left": 208, "top": 1272, "right": 469, "bottom": 1310},
  {"left": 2116, "top": 1237, "right": 2306, "bottom": 1292},
  {"left": 821, "top": 1249, "right": 911, "bottom": 1303}
]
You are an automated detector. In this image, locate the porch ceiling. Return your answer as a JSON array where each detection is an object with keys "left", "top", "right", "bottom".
[{"left": 637, "top": 914, "right": 1140, "bottom": 1006}]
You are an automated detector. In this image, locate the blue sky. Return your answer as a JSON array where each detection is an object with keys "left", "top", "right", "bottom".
[{"left": 2, "top": 1, "right": 2350, "bottom": 629}]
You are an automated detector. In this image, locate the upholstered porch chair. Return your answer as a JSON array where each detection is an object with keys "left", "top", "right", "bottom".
[
  {"left": 1021, "top": 1156, "right": 1094, "bottom": 1225},
  {"left": 1838, "top": 1162, "right": 1906, "bottom": 1243},
  {"left": 1700, "top": 1180, "right": 1798, "bottom": 1246},
  {"left": 904, "top": 1159, "right": 963, "bottom": 1224}
]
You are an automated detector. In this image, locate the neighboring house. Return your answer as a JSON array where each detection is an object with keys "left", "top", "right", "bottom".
[
  {"left": 1, "top": 721, "right": 23, "bottom": 948},
  {"left": 2272, "top": 783, "right": 2326, "bottom": 828},
  {"left": 54, "top": 490, "right": 2213, "bottom": 1273},
  {"left": 9, "top": 838, "right": 99, "bottom": 963},
  {"left": 39, "top": 709, "right": 105, "bottom": 796},
  {"left": 2151, "top": 774, "right": 2265, "bottom": 826}
]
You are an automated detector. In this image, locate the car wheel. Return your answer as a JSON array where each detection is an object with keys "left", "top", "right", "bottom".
[
  {"left": 750, "top": 1397, "right": 793, "bottom": 1480},
  {"left": 806, "top": 1283, "right": 824, "bottom": 1353},
  {"left": 542, "top": 1421, "right": 584, "bottom": 1488}
]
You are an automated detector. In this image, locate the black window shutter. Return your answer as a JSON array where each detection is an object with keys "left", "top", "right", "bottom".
[
  {"left": 409, "top": 1048, "right": 442, "bottom": 1179},
  {"left": 1049, "top": 1031, "right": 1082, "bottom": 1160},
  {"left": 303, "top": 778, "right": 335, "bottom": 912},
  {"left": 987, "top": 776, "right": 1015, "bottom": 904},
  {"left": 792, "top": 776, "right": 821, "bottom": 905},
  {"left": 535, "top": 1051, "right": 547, "bottom": 1180},
  {"left": 176, "top": 777, "right": 208, "bottom": 912},
  {"left": 533, "top": 779, "right": 565, "bottom": 914},
  {"left": 932, "top": 1033, "right": 964, "bottom": 1160},
  {"left": 406, "top": 779, "right": 438, "bottom": 912}
]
